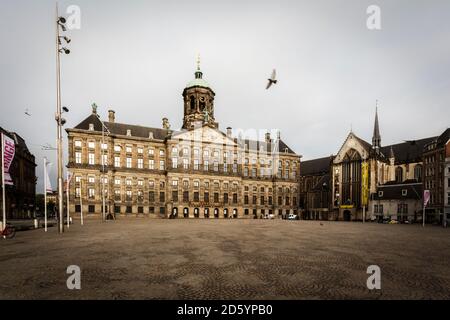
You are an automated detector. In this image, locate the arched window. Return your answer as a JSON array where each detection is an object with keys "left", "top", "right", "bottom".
[
  {"left": 395, "top": 167, "right": 403, "bottom": 183},
  {"left": 414, "top": 164, "right": 422, "bottom": 182},
  {"left": 190, "top": 96, "right": 195, "bottom": 111},
  {"left": 183, "top": 207, "right": 189, "bottom": 218},
  {"left": 199, "top": 96, "right": 206, "bottom": 111}
]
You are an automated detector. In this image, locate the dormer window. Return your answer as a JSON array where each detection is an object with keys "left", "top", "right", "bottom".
[
  {"left": 378, "top": 191, "right": 384, "bottom": 197},
  {"left": 126, "top": 129, "right": 131, "bottom": 136},
  {"left": 402, "top": 189, "right": 408, "bottom": 196},
  {"left": 89, "top": 123, "right": 94, "bottom": 131},
  {"left": 148, "top": 132, "right": 154, "bottom": 139}
]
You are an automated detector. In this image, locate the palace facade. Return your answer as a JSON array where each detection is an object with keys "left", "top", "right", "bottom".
[{"left": 66, "top": 64, "right": 301, "bottom": 219}]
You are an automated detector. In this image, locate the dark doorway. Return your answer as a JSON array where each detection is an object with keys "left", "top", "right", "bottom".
[{"left": 343, "top": 210, "right": 351, "bottom": 221}]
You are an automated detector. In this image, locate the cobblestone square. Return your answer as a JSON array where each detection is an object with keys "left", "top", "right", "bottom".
[{"left": 1, "top": 219, "right": 449, "bottom": 299}]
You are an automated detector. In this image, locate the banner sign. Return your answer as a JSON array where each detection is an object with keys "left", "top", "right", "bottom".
[
  {"left": 423, "top": 190, "right": 430, "bottom": 206},
  {"left": 45, "top": 160, "right": 53, "bottom": 194},
  {"left": 2, "top": 133, "right": 16, "bottom": 186},
  {"left": 361, "top": 161, "right": 369, "bottom": 206}
]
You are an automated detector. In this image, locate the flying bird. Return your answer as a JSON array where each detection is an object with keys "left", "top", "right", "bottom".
[
  {"left": 266, "top": 69, "right": 277, "bottom": 90},
  {"left": 24, "top": 108, "right": 32, "bottom": 116}
]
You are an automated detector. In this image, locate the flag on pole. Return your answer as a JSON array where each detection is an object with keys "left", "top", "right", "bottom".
[
  {"left": 45, "top": 160, "right": 53, "bottom": 194},
  {"left": 423, "top": 190, "right": 430, "bottom": 206},
  {"left": 2, "top": 133, "right": 16, "bottom": 186}
]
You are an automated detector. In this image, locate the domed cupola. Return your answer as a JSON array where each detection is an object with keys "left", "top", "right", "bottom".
[{"left": 182, "top": 55, "right": 217, "bottom": 130}]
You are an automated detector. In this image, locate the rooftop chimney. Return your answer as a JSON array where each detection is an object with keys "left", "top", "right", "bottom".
[
  {"left": 108, "top": 110, "right": 115, "bottom": 123},
  {"left": 226, "top": 127, "right": 232, "bottom": 137}
]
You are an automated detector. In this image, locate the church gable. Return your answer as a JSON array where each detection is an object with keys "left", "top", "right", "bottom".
[{"left": 334, "top": 132, "right": 371, "bottom": 163}]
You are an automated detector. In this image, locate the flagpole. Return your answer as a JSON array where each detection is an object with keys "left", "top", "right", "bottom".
[
  {"left": 422, "top": 203, "right": 426, "bottom": 227},
  {"left": 66, "top": 171, "right": 70, "bottom": 229},
  {"left": 44, "top": 157, "right": 48, "bottom": 232},
  {"left": 80, "top": 179, "right": 84, "bottom": 226},
  {"left": 1, "top": 133, "right": 6, "bottom": 232}
]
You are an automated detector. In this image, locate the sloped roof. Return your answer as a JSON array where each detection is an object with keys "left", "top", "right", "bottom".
[
  {"left": 243, "top": 138, "right": 297, "bottom": 155},
  {"left": 380, "top": 137, "right": 436, "bottom": 164},
  {"left": 301, "top": 156, "right": 332, "bottom": 176},
  {"left": 373, "top": 181, "right": 422, "bottom": 200},
  {"left": 436, "top": 128, "right": 450, "bottom": 148},
  {"left": 72, "top": 114, "right": 171, "bottom": 140}
]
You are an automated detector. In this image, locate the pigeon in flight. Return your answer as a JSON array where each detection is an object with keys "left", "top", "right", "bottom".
[
  {"left": 266, "top": 69, "right": 277, "bottom": 90},
  {"left": 24, "top": 108, "right": 32, "bottom": 116}
]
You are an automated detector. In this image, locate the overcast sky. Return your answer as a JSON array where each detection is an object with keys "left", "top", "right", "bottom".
[{"left": 1, "top": 0, "right": 449, "bottom": 192}]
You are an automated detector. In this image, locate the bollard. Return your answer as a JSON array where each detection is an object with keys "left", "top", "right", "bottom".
[{"left": 34, "top": 219, "right": 39, "bottom": 229}]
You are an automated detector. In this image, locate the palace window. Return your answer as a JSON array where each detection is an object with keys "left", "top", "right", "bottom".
[
  {"left": 75, "top": 152, "right": 82, "bottom": 164},
  {"left": 114, "top": 156, "right": 120, "bottom": 167},
  {"left": 395, "top": 167, "right": 403, "bottom": 183},
  {"left": 114, "top": 145, "right": 121, "bottom": 152},
  {"left": 126, "top": 157, "right": 132, "bottom": 168},
  {"left": 137, "top": 147, "right": 143, "bottom": 154},
  {"left": 101, "top": 143, "right": 108, "bottom": 150},
  {"left": 126, "top": 146, "right": 132, "bottom": 153},
  {"left": 414, "top": 165, "right": 422, "bottom": 182},
  {"left": 88, "top": 141, "right": 95, "bottom": 149},
  {"left": 74, "top": 140, "right": 82, "bottom": 148},
  {"left": 126, "top": 179, "right": 132, "bottom": 186},
  {"left": 88, "top": 153, "right": 95, "bottom": 165},
  {"left": 75, "top": 188, "right": 80, "bottom": 198},
  {"left": 183, "top": 158, "right": 189, "bottom": 169},
  {"left": 137, "top": 158, "right": 143, "bottom": 169},
  {"left": 88, "top": 176, "right": 95, "bottom": 183},
  {"left": 137, "top": 180, "right": 143, "bottom": 186},
  {"left": 102, "top": 154, "right": 108, "bottom": 166},
  {"left": 149, "top": 180, "right": 155, "bottom": 188},
  {"left": 159, "top": 160, "right": 165, "bottom": 170},
  {"left": 88, "top": 188, "right": 95, "bottom": 199},
  {"left": 148, "top": 148, "right": 154, "bottom": 156},
  {"left": 149, "top": 159, "right": 154, "bottom": 169},
  {"left": 194, "top": 159, "right": 199, "bottom": 170},
  {"left": 114, "top": 178, "right": 121, "bottom": 185}
]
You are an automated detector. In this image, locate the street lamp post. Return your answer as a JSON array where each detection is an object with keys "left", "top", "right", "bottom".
[
  {"left": 93, "top": 105, "right": 111, "bottom": 222},
  {"left": 55, "top": 4, "right": 71, "bottom": 234}
]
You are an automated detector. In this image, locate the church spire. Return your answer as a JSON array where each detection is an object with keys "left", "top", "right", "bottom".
[{"left": 372, "top": 100, "right": 381, "bottom": 149}]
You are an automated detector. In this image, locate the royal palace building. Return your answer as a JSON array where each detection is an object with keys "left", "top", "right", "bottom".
[{"left": 66, "top": 64, "right": 301, "bottom": 219}]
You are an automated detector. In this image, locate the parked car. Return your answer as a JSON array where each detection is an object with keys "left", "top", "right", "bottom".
[
  {"left": 389, "top": 220, "right": 399, "bottom": 224},
  {"left": 264, "top": 213, "right": 275, "bottom": 219},
  {"left": 288, "top": 213, "right": 299, "bottom": 220}
]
